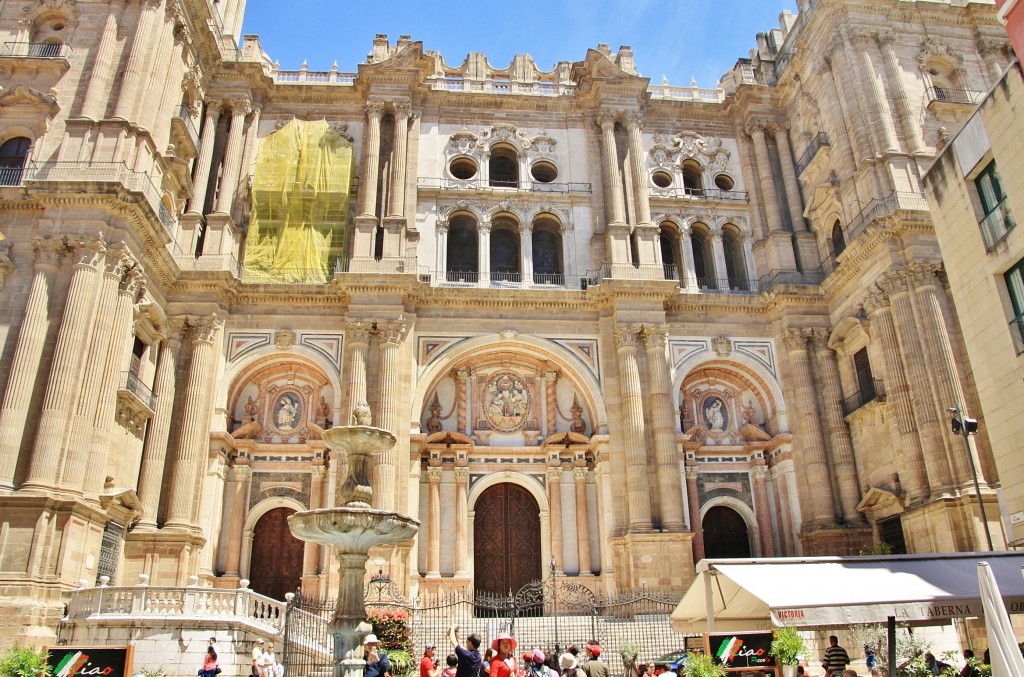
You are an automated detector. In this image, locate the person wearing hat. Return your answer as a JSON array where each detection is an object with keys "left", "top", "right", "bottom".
[
  {"left": 251, "top": 639, "right": 265, "bottom": 677},
  {"left": 521, "top": 652, "right": 535, "bottom": 677},
  {"left": 421, "top": 643, "right": 440, "bottom": 677},
  {"left": 364, "top": 633, "right": 390, "bottom": 677},
  {"left": 489, "top": 633, "right": 518, "bottom": 677},
  {"left": 560, "top": 653, "right": 583, "bottom": 677},
  {"left": 581, "top": 642, "right": 607, "bottom": 677}
]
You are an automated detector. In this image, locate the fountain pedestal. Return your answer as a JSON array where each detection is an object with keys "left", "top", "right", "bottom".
[{"left": 288, "top": 422, "right": 420, "bottom": 677}]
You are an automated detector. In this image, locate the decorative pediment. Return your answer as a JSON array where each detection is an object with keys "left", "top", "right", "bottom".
[
  {"left": 918, "top": 38, "right": 963, "bottom": 69},
  {"left": 648, "top": 131, "right": 728, "bottom": 169},
  {"left": 22, "top": 0, "right": 80, "bottom": 26},
  {"left": 0, "top": 84, "right": 59, "bottom": 116},
  {"left": 447, "top": 128, "right": 482, "bottom": 154}
]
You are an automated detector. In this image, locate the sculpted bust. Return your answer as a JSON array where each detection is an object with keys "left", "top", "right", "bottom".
[{"left": 352, "top": 400, "right": 372, "bottom": 426}]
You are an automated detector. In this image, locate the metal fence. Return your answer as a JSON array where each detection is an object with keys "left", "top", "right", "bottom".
[{"left": 284, "top": 577, "right": 694, "bottom": 677}]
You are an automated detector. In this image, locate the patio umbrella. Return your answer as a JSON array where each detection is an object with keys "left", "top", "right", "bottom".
[{"left": 977, "top": 561, "right": 1024, "bottom": 677}]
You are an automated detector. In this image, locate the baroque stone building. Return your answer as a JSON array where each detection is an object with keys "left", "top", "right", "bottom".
[{"left": 0, "top": 0, "right": 1015, "bottom": 647}]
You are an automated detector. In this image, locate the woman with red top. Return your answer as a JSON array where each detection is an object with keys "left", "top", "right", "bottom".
[{"left": 490, "top": 633, "right": 518, "bottom": 677}]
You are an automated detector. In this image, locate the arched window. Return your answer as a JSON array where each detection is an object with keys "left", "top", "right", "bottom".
[
  {"left": 691, "top": 226, "right": 716, "bottom": 289},
  {"left": 28, "top": 13, "right": 68, "bottom": 57},
  {"left": 531, "top": 216, "right": 563, "bottom": 285},
  {"left": 0, "top": 137, "right": 31, "bottom": 186},
  {"left": 659, "top": 224, "right": 681, "bottom": 281},
  {"left": 682, "top": 160, "right": 704, "bottom": 196},
  {"left": 490, "top": 216, "right": 520, "bottom": 282},
  {"left": 489, "top": 145, "right": 518, "bottom": 188},
  {"left": 446, "top": 214, "right": 478, "bottom": 283},
  {"left": 723, "top": 227, "right": 749, "bottom": 291},
  {"left": 831, "top": 219, "right": 846, "bottom": 257}
]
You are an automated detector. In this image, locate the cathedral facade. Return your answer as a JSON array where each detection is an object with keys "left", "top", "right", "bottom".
[{"left": 0, "top": 0, "right": 1015, "bottom": 647}]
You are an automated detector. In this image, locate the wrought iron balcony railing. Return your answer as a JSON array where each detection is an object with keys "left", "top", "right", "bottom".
[
  {"left": 648, "top": 186, "right": 748, "bottom": 202},
  {"left": 796, "top": 132, "right": 830, "bottom": 175},
  {"left": 1, "top": 41, "right": 73, "bottom": 58},
  {"left": 120, "top": 371, "right": 156, "bottom": 411},
  {"left": 842, "top": 379, "right": 885, "bottom": 416},
  {"left": 417, "top": 177, "right": 592, "bottom": 194},
  {"left": 0, "top": 165, "right": 25, "bottom": 187},
  {"left": 844, "top": 191, "right": 930, "bottom": 243},
  {"left": 172, "top": 106, "right": 200, "bottom": 152},
  {"left": 980, "top": 200, "right": 1015, "bottom": 250},
  {"left": 926, "top": 87, "right": 982, "bottom": 105}
]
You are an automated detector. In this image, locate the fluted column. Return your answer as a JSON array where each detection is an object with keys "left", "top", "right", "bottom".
[
  {"left": 781, "top": 328, "right": 835, "bottom": 526},
  {"left": 598, "top": 113, "right": 626, "bottom": 226},
  {"left": 813, "top": 332, "right": 862, "bottom": 523},
  {"left": 877, "top": 31, "right": 924, "bottom": 155},
  {"left": 238, "top": 104, "right": 263, "bottom": 195},
  {"left": 613, "top": 323, "right": 652, "bottom": 530},
  {"left": 0, "top": 238, "right": 64, "bottom": 490},
  {"left": 224, "top": 464, "right": 251, "bottom": 576},
  {"left": 828, "top": 40, "right": 875, "bottom": 167},
  {"left": 773, "top": 125, "right": 808, "bottom": 232},
  {"left": 215, "top": 97, "right": 251, "bottom": 215},
  {"left": 681, "top": 228, "right": 698, "bottom": 290},
  {"left": 79, "top": 0, "right": 128, "bottom": 119},
  {"left": 521, "top": 222, "right": 534, "bottom": 283},
  {"left": 748, "top": 123, "right": 785, "bottom": 233},
  {"left": 625, "top": 112, "right": 652, "bottom": 227},
  {"left": 137, "top": 322, "right": 184, "bottom": 526},
  {"left": 864, "top": 290, "right": 930, "bottom": 502},
  {"left": 23, "top": 238, "right": 106, "bottom": 491},
  {"left": 188, "top": 102, "right": 222, "bottom": 214},
  {"left": 455, "top": 369, "right": 469, "bottom": 436},
  {"left": 376, "top": 318, "right": 407, "bottom": 511},
  {"left": 358, "top": 101, "right": 385, "bottom": 218},
  {"left": 426, "top": 466, "right": 442, "bottom": 577},
  {"left": 710, "top": 231, "right": 729, "bottom": 287},
  {"left": 850, "top": 30, "right": 899, "bottom": 154},
  {"left": 547, "top": 465, "right": 563, "bottom": 572},
  {"left": 143, "top": 3, "right": 181, "bottom": 135},
  {"left": 435, "top": 221, "right": 448, "bottom": 276},
  {"left": 751, "top": 466, "right": 776, "bottom": 556},
  {"left": 165, "top": 315, "right": 223, "bottom": 528},
  {"left": 344, "top": 319, "right": 372, "bottom": 414},
  {"left": 573, "top": 466, "right": 592, "bottom": 575},
  {"left": 641, "top": 325, "right": 684, "bottom": 529},
  {"left": 303, "top": 465, "right": 325, "bottom": 579},
  {"left": 113, "top": 0, "right": 162, "bottom": 121},
  {"left": 478, "top": 221, "right": 491, "bottom": 285},
  {"left": 387, "top": 103, "right": 411, "bottom": 218},
  {"left": 454, "top": 466, "right": 469, "bottom": 576},
  {"left": 685, "top": 466, "right": 704, "bottom": 562},
  {"left": 881, "top": 272, "right": 953, "bottom": 494}
]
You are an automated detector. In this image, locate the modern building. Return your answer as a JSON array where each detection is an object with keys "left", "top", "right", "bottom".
[{"left": 0, "top": 0, "right": 1015, "bottom": 648}]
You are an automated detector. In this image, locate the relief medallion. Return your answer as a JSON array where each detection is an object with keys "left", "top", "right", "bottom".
[{"left": 483, "top": 371, "right": 531, "bottom": 433}]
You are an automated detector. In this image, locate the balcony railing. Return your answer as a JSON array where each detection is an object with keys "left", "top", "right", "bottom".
[
  {"left": 1, "top": 41, "right": 73, "bottom": 58},
  {"left": 926, "top": 87, "right": 982, "bottom": 105},
  {"left": 648, "top": 186, "right": 748, "bottom": 202},
  {"left": 842, "top": 378, "right": 885, "bottom": 416},
  {"left": 175, "top": 253, "right": 240, "bottom": 275},
  {"left": 693, "top": 276, "right": 758, "bottom": 294},
  {"left": 172, "top": 105, "right": 200, "bottom": 152},
  {"left": 844, "top": 190, "right": 930, "bottom": 243},
  {"left": 275, "top": 68, "right": 356, "bottom": 85},
  {"left": 0, "top": 165, "right": 25, "bottom": 187},
  {"left": 336, "top": 256, "right": 419, "bottom": 275},
  {"left": 1010, "top": 314, "right": 1024, "bottom": 356},
  {"left": 26, "top": 161, "right": 175, "bottom": 235},
  {"left": 417, "top": 177, "right": 592, "bottom": 194},
  {"left": 120, "top": 371, "right": 156, "bottom": 411},
  {"left": 647, "top": 83, "right": 725, "bottom": 103},
  {"left": 796, "top": 132, "right": 830, "bottom": 175},
  {"left": 426, "top": 76, "right": 576, "bottom": 97},
  {"left": 428, "top": 270, "right": 573, "bottom": 289},
  {"left": 980, "top": 200, "right": 1015, "bottom": 250},
  {"left": 757, "top": 268, "right": 828, "bottom": 290}
]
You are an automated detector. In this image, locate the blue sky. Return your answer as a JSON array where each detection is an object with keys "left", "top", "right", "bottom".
[{"left": 241, "top": 0, "right": 799, "bottom": 89}]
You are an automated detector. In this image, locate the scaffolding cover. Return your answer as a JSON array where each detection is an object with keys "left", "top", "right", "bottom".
[{"left": 245, "top": 119, "right": 353, "bottom": 282}]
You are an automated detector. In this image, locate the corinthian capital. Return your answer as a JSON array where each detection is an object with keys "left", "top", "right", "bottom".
[
  {"left": 189, "top": 314, "right": 223, "bottom": 344},
  {"left": 393, "top": 102, "right": 412, "bottom": 119},
  {"left": 345, "top": 318, "right": 373, "bottom": 345},
  {"left": 72, "top": 236, "right": 107, "bottom": 269},
  {"left": 613, "top": 323, "right": 640, "bottom": 349},
  {"left": 640, "top": 324, "right": 669, "bottom": 350},
  {"left": 623, "top": 110, "right": 643, "bottom": 129},
  {"left": 596, "top": 110, "right": 616, "bottom": 130},
  {"left": 848, "top": 28, "right": 876, "bottom": 46},
  {"left": 780, "top": 328, "right": 808, "bottom": 352},
  {"left": 228, "top": 97, "right": 252, "bottom": 116},
  {"left": 33, "top": 236, "right": 65, "bottom": 269},
  {"left": 366, "top": 100, "right": 386, "bottom": 119},
  {"left": 377, "top": 318, "right": 408, "bottom": 346}
]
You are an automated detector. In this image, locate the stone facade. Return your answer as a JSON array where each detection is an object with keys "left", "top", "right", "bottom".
[{"left": 0, "top": 0, "right": 1015, "bottom": 648}]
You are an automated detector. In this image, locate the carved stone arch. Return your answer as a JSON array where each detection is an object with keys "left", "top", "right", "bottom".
[
  {"left": 240, "top": 495, "right": 307, "bottom": 580},
  {"left": 527, "top": 206, "right": 564, "bottom": 226},
  {"left": 483, "top": 122, "right": 529, "bottom": 151},
  {"left": 828, "top": 316, "right": 871, "bottom": 357},
  {"left": 440, "top": 203, "right": 486, "bottom": 224},
  {"left": 674, "top": 355, "right": 787, "bottom": 436},
  {"left": 720, "top": 218, "right": 750, "bottom": 238},
  {"left": 656, "top": 215, "right": 683, "bottom": 234},
  {"left": 485, "top": 203, "right": 525, "bottom": 223},
  {"left": 21, "top": 0, "right": 80, "bottom": 30},
  {"left": 699, "top": 495, "right": 761, "bottom": 557}
]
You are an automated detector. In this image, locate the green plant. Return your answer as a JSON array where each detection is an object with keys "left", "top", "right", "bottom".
[
  {"left": 139, "top": 669, "right": 168, "bottom": 677},
  {"left": 769, "top": 627, "right": 807, "bottom": 666},
  {"left": 849, "top": 623, "right": 931, "bottom": 672},
  {"left": 387, "top": 649, "right": 414, "bottom": 677},
  {"left": 367, "top": 609, "right": 412, "bottom": 654},
  {"left": 681, "top": 652, "right": 726, "bottom": 677},
  {"left": 0, "top": 646, "right": 51, "bottom": 677}
]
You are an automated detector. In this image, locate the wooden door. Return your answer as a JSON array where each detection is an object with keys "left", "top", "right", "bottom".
[
  {"left": 474, "top": 483, "right": 541, "bottom": 596},
  {"left": 249, "top": 507, "right": 304, "bottom": 600},
  {"left": 702, "top": 505, "right": 752, "bottom": 559}
]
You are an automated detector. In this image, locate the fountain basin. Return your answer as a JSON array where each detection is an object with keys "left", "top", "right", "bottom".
[
  {"left": 321, "top": 425, "right": 396, "bottom": 455},
  {"left": 288, "top": 507, "right": 420, "bottom": 553}
]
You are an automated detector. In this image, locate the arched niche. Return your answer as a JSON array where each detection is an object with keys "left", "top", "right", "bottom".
[{"left": 675, "top": 357, "right": 786, "bottom": 443}]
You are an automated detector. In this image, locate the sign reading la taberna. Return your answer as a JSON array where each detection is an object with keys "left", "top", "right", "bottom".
[
  {"left": 771, "top": 596, "right": 1024, "bottom": 625},
  {"left": 46, "top": 646, "right": 135, "bottom": 677}
]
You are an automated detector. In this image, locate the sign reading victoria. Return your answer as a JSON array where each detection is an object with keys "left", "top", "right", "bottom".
[{"left": 47, "top": 646, "right": 135, "bottom": 677}]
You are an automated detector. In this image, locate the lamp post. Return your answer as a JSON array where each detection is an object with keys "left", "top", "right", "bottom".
[
  {"left": 949, "top": 404, "right": 994, "bottom": 551},
  {"left": 550, "top": 556, "right": 560, "bottom": 655}
]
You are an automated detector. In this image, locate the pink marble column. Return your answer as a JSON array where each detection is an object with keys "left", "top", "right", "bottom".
[
  {"left": 426, "top": 466, "right": 442, "bottom": 577},
  {"left": 137, "top": 321, "right": 184, "bottom": 526},
  {"left": 641, "top": 325, "right": 685, "bottom": 529},
  {"left": 454, "top": 466, "right": 469, "bottom": 576},
  {"left": 224, "top": 464, "right": 251, "bottom": 577},
  {"left": 547, "top": 465, "right": 564, "bottom": 572},
  {"left": 573, "top": 466, "right": 592, "bottom": 575},
  {"left": 685, "top": 466, "right": 705, "bottom": 562}
]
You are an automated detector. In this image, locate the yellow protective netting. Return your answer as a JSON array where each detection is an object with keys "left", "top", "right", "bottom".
[{"left": 244, "top": 119, "right": 353, "bottom": 282}]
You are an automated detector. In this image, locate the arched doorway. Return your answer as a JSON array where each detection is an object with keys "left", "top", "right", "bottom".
[
  {"left": 702, "top": 505, "right": 752, "bottom": 558},
  {"left": 474, "top": 483, "right": 541, "bottom": 596},
  {"left": 249, "top": 507, "right": 304, "bottom": 600}
]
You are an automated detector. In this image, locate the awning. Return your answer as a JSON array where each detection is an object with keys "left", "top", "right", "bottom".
[{"left": 671, "top": 552, "right": 1024, "bottom": 633}]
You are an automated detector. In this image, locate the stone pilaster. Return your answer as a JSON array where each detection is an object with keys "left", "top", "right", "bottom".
[
  {"left": 613, "top": 323, "right": 652, "bottom": 531},
  {"left": 751, "top": 465, "right": 776, "bottom": 556},
  {"left": 547, "top": 465, "right": 564, "bottom": 572},
  {"left": 79, "top": 0, "right": 128, "bottom": 120},
  {"left": 144, "top": 2, "right": 182, "bottom": 136},
  {"left": 812, "top": 331, "right": 862, "bottom": 523},
  {"left": 344, "top": 319, "right": 372, "bottom": 416},
  {"left": 188, "top": 102, "right": 222, "bottom": 214},
  {"left": 376, "top": 318, "right": 407, "bottom": 510},
  {"left": 625, "top": 111, "right": 652, "bottom": 227},
  {"left": 850, "top": 30, "right": 899, "bottom": 154},
  {"left": 573, "top": 466, "right": 592, "bottom": 574},
  {"left": 359, "top": 101, "right": 385, "bottom": 218},
  {"left": 224, "top": 463, "right": 251, "bottom": 576},
  {"left": 454, "top": 466, "right": 469, "bottom": 576},
  {"left": 685, "top": 465, "right": 704, "bottom": 562},
  {"left": 598, "top": 112, "right": 626, "bottom": 227},
  {"left": 0, "top": 237, "right": 63, "bottom": 490},
  {"left": 748, "top": 122, "right": 785, "bottom": 234},
  {"left": 877, "top": 31, "right": 925, "bottom": 155},
  {"left": 426, "top": 466, "right": 442, "bottom": 577},
  {"left": 215, "top": 97, "right": 251, "bottom": 215},
  {"left": 303, "top": 465, "right": 325, "bottom": 583},
  {"left": 817, "top": 57, "right": 860, "bottom": 178},
  {"left": 387, "top": 103, "right": 411, "bottom": 218},
  {"left": 520, "top": 222, "right": 534, "bottom": 282},
  {"left": 828, "top": 39, "right": 874, "bottom": 167},
  {"left": 772, "top": 125, "right": 808, "bottom": 231},
  {"left": 680, "top": 228, "right": 699, "bottom": 290},
  {"left": 112, "top": 0, "right": 162, "bottom": 121},
  {"left": 640, "top": 325, "right": 684, "bottom": 530},
  {"left": 478, "top": 220, "right": 491, "bottom": 285},
  {"left": 238, "top": 103, "right": 263, "bottom": 197}
]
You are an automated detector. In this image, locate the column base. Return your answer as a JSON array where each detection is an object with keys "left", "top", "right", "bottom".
[
  {"left": 123, "top": 528, "right": 206, "bottom": 586},
  {"left": 201, "top": 212, "right": 241, "bottom": 259},
  {"left": 798, "top": 523, "right": 873, "bottom": 556},
  {"left": 608, "top": 531, "right": 695, "bottom": 594},
  {"left": 901, "top": 491, "right": 1005, "bottom": 552},
  {"left": 760, "top": 230, "right": 799, "bottom": 273},
  {"left": 793, "top": 230, "right": 821, "bottom": 271}
]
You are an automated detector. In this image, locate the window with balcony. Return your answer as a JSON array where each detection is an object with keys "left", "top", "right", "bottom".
[
  {"left": 976, "top": 161, "right": 1013, "bottom": 248},
  {"left": 0, "top": 136, "right": 30, "bottom": 186},
  {"left": 1004, "top": 257, "right": 1024, "bottom": 355},
  {"left": 489, "top": 144, "right": 518, "bottom": 188}
]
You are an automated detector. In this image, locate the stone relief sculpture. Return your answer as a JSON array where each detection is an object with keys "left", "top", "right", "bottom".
[
  {"left": 275, "top": 394, "right": 300, "bottom": 431},
  {"left": 483, "top": 372, "right": 530, "bottom": 433},
  {"left": 352, "top": 400, "right": 372, "bottom": 426}
]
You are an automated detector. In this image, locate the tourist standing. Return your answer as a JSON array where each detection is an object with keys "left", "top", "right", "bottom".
[
  {"left": 252, "top": 639, "right": 266, "bottom": 677},
  {"left": 822, "top": 637, "right": 850, "bottom": 677},
  {"left": 365, "top": 633, "right": 391, "bottom": 677},
  {"left": 448, "top": 624, "right": 483, "bottom": 677},
  {"left": 422, "top": 643, "right": 440, "bottom": 677},
  {"left": 200, "top": 644, "right": 219, "bottom": 677},
  {"left": 490, "top": 632, "right": 518, "bottom": 677},
  {"left": 581, "top": 642, "right": 608, "bottom": 677},
  {"left": 560, "top": 653, "right": 584, "bottom": 677}
]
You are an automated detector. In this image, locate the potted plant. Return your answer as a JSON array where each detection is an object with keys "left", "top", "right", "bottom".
[
  {"left": 681, "top": 652, "right": 725, "bottom": 677},
  {"left": 0, "top": 646, "right": 51, "bottom": 677},
  {"left": 769, "top": 628, "right": 807, "bottom": 677}
]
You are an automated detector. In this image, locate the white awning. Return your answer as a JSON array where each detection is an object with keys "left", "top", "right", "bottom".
[{"left": 671, "top": 552, "right": 1024, "bottom": 633}]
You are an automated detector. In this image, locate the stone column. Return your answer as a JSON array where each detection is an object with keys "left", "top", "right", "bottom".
[
  {"left": 598, "top": 113, "right": 626, "bottom": 226},
  {"left": 625, "top": 111, "right": 652, "bottom": 227},
  {"left": 188, "top": 102, "right": 222, "bottom": 214},
  {"left": 877, "top": 31, "right": 924, "bottom": 155},
  {"left": 710, "top": 230, "right": 729, "bottom": 288},
  {"left": 613, "top": 323, "right": 652, "bottom": 530},
  {"left": 781, "top": 328, "right": 835, "bottom": 526},
  {"left": 560, "top": 223, "right": 576, "bottom": 279},
  {"left": 238, "top": 104, "right": 263, "bottom": 197},
  {"left": 641, "top": 325, "right": 685, "bottom": 529},
  {"left": 0, "top": 238, "right": 63, "bottom": 490},
  {"left": 748, "top": 123, "right": 785, "bottom": 233},
  {"left": 23, "top": 238, "right": 106, "bottom": 491},
  {"left": 680, "top": 228, "right": 698, "bottom": 290},
  {"left": 773, "top": 125, "right": 808, "bottom": 231},
  {"left": 113, "top": 0, "right": 162, "bottom": 121},
  {"left": 573, "top": 466, "right": 592, "bottom": 575},
  {"left": 751, "top": 465, "right": 776, "bottom": 556},
  {"left": 165, "top": 315, "right": 223, "bottom": 528},
  {"left": 478, "top": 221, "right": 491, "bottom": 285},
  {"left": 215, "top": 97, "right": 251, "bottom": 215},
  {"left": 137, "top": 322, "right": 183, "bottom": 526},
  {"left": 387, "top": 103, "right": 411, "bottom": 218},
  {"left": 455, "top": 369, "right": 469, "bottom": 436},
  {"left": 376, "top": 318, "right": 407, "bottom": 511},
  {"left": 828, "top": 40, "right": 875, "bottom": 168},
  {"left": 142, "top": 2, "right": 179, "bottom": 136},
  {"left": 435, "top": 220, "right": 448, "bottom": 277},
  {"left": 547, "top": 465, "right": 564, "bottom": 572},
  {"left": 426, "top": 466, "right": 442, "bottom": 577},
  {"left": 224, "top": 463, "right": 251, "bottom": 577},
  {"left": 851, "top": 30, "right": 899, "bottom": 154},
  {"left": 520, "top": 222, "right": 534, "bottom": 284},
  {"left": 817, "top": 58, "right": 860, "bottom": 177},
  {"left": 864, "top": 289, "right": 930, "bottom": 502},
  {"left": 813, "top": 333, "right": 862, "bottom": 523},
  {"left": 685, "top": 466, "right": 705, "bottom": 562},
  {"left": 358, "top": 101, "right": 385, "bottom": 218},
  {"left": 454, "top": 466, "right": 469, "bottom": 576},
  {"left": 303, "top": 465, "right": 325, "bottom": 580},
  {"left": 345, "top": 319, "right": 372, "bottom": 414},
  {"left": 881, "top": 271, "right": 953, "bottom": 494},
  {"left": 79, "top": 0, "right": 128, "bottom": 119}
]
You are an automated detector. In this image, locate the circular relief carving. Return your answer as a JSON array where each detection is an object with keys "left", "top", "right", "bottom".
[{"left": 483, "top": 371, "right": 531, "bottom": 433}]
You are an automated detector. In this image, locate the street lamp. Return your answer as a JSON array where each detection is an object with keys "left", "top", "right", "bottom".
[{"left": 949, "top": 404, "right": 994, "bottom": 551}]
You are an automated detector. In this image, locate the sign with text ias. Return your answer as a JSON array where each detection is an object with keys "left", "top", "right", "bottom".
[
  {"left": 707, "top": 632, "right": 776, "bottom": 669},
  {"left": 46, "top": 646, "right": 135, "bottom": 677}
]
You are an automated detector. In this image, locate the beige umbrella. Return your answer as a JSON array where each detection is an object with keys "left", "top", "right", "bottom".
[{"left": 978, "top": 561, "right": 1024, "bottom": 677}]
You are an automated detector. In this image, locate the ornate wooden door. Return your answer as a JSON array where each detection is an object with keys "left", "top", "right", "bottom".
[
  {"left": 474, "top": 483, "right": 542, "bottom": 596},
  {"left": 249, "top": 507, "right": 304, "bottom": 600},
  {"left": 702, "top": 505, "right": 752, "bottom": 559}
]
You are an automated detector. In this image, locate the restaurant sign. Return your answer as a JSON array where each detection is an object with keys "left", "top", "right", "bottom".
[
  {"left": 46, "top": 646, "right": 134, "bottom": 677},
  {"left": 770, "top": 596, "right": 1024, "bottom": 626},
  {"left": 708, "top": 632, "right": 776, "bottom": 669}
]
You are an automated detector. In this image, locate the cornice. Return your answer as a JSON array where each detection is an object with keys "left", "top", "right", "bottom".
[{"left": 820, "top": 219, "right": 936, "bottom": 302}]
